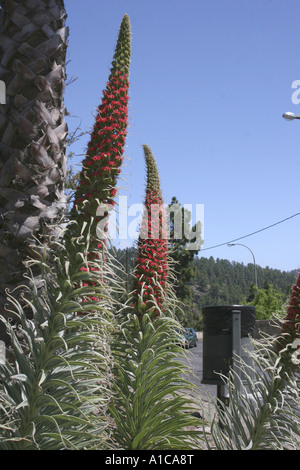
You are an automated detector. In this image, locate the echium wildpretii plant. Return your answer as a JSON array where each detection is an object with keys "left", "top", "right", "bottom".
[
  {"left": 109, "top": 146, "right": 206, "bottom": 450},
  {"left": 205, "top": 273, "right": 300, "bottom": 450},
  {"left": 206, "top": 341, "right": 300, "bottom": 450},
  {"left": 0, "top": 222, "right": 114, "bottom": 450},
  {"left": 71, "top": 13, "right": 130, "bottom": 238},
  {"left": 276, "top": 272, "right": 300, "bottom": 367},
  {"left": 0, "top": 14, "right": 132, "bottom": 450},
  {"left": 67, "top": 14, "right": 131, "bottom": 302},
  {"left": 131, "top": 144, "right": 168, "bottom": 317}
]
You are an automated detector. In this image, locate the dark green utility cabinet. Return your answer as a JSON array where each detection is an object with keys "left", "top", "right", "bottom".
[{"left": 202, "top": 305, "right": 256, "bottom": 385}]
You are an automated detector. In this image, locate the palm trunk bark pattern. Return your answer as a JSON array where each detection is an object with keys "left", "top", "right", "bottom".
[{"left": 0, "top": 0, "right": 68, "bottom": 331}]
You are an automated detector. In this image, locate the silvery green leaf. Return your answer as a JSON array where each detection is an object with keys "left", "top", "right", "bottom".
[
  {"left": 10, "top": 374, "right": 28, "bottom": 382},
  {"left": 38, "top": 370, "right": 46, "bottom": 387},
  {"left": 15, "top": 399, "right": 29, "bottom": 410}
]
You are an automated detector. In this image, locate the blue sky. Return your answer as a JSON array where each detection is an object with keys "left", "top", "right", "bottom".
[{"left": 64, "top": 0, "right": 300, "bottom": 273}]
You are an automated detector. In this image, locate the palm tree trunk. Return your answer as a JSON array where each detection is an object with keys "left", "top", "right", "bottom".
[{"left": 0, "top": 0, "right": 68, "bottom": 337}]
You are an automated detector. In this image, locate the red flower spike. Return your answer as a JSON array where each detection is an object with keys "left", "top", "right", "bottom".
[
  {"left": 276, "top": 272, "right": 300, "bottom": 359},
  {"left": 69, "top": 14, "right": 131, "bottom": 306},
  {"left": 71, "top": 14, "right": 131, "bottom": 238},
  {"left": 131, "top": 145, "right": 169, "bottom": 318}
]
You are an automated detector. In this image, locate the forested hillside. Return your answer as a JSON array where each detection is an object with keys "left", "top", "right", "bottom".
[
  {"left": 112, "top": 247, "right": 298, "bottom": 327},
  {"left": 191, "top": 256, "right": 297, "bottom": 309}
]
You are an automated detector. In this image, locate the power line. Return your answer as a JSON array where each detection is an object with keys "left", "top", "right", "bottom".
[{"left": 200, "top": 211, "right": 300, "bottom": 252}]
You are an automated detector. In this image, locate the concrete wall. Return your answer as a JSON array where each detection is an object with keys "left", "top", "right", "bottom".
[{"left": 254, "top": 319, "right": 282, "bottom": 339}]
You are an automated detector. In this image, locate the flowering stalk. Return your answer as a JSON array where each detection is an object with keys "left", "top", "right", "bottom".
[
  {"left": 110, "top": 146, "right": 204, "bottom": 450},
  {"left": 276, "top": 272, "right": 300, "bottom": 367},
  {"left": 68, "top": 15, "right": 130, "bottom": 302},
  {"left": 71, "top": 14, "right": 131, "bottom": 241},
  {"left": 131, "top": 145, "right": 168, "bottom": 317}
]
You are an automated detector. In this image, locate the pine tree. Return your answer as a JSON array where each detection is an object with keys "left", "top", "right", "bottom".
[{"left": 168, "top": 196, "right": 202, "bottom": 302}]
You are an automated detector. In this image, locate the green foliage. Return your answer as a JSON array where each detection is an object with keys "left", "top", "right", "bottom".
[
  {"left": 192, "top": 256, "right": 296, "bottom": 310},
  {"left": 111, "top": 252, "right": 296, "bottom": 329},
  {"left": 109, "top": 307, "right": 204, "bottom": 450},
  {"left": 0, "top": 223, "right": 114, "bottom": 450},
  {"left": 1, "top": 6, "right": 299, "bottom": 451},
  {"left": 207, "top": 335, "right": 300, "bottom": 450},
  {"left": 109, "top": 150, "right": 205, "bottom": 449},
  {"left": 109, "top": 13, "right": 131, "bottom": 77},
  {"left": 168, "top": 197, "right": 202, "bottom": 302},
  {"left": 245, "top": 282, "right": 286, "bottom": 320}
]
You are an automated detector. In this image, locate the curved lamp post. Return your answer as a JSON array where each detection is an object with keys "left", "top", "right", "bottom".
[
  {"left": 282, "top": 112, "right": 300, "bottom": 121},
  {"left": 227, "top": 243, "right": 258, "bottom": 287}
]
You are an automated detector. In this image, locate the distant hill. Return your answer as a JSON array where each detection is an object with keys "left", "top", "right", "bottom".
[
  {"left": 111, "top": 248, "right": 298, "bottom": 312},
  {"left": 190, "top": 256, "right": 298, "bottom": 310}
]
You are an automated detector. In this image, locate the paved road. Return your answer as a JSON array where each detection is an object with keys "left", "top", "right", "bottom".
[
  {"left": 177, "top": 336, "right": 221, "bottom": 427},
  {"left": 180, "top": 336, "right": 219, "bottom": 412}
]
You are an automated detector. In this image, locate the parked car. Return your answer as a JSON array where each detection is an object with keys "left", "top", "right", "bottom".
[
  {"left": 183, "top": 328, "right": 197, "bottom": 348},
  {"left": 175, "top": 327, "right": 197, "bottom": 348}
]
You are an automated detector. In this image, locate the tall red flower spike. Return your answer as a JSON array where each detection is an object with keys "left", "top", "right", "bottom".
[
  {"left": 276, "top": 272, "right": 300, "bottom": 363},
  {"left": 69, "top": 15, "right": 131, "bottom": 304},
  {"left": 131, "top": 145, "right": 169, "bottom": 317},
  {"left": 71, "top": 14, "right": 131, "bottom": 241}
]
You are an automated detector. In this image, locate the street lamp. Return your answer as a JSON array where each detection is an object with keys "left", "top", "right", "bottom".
[
  {"left": 227, "top": 243, "right": 258, "bottom": 287},
  {"left": 282, "top": 112, "right": 300, "bottom": 121}
]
